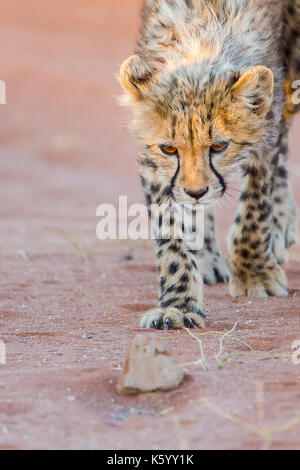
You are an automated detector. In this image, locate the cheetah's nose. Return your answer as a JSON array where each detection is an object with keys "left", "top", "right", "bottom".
[{"left": 184, "top": 187, "right": 209, "bottom": 200}]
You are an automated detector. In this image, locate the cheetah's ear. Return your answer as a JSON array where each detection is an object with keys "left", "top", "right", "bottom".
[
  {"left": 120, "top": 55, "right": 153, "bottom": 100},
  {"left": 232, "top": 66, "right": 274, "bottom": 117}
]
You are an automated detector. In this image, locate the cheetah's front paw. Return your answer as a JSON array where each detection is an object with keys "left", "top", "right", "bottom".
[
  {"left": 229, "top": 262, "right": 288, "bottom": 298},
  {"left": 197, "top": 251, "right": 230, "bottom": 285},
  {"left": 140, "top": 307, "right": 206, "bottom": 330}
]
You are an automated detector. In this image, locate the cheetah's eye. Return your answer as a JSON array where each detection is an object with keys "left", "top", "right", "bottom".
[
  {"left": 210, "top": 142, "right": 229, "bottom": 154},
  {"left": 160, "top": 144, "right": 178, "bottom": 156}
]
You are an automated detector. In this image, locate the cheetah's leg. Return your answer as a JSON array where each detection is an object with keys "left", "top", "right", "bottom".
[
  {"left": 228, "top": 153, "right": 288, "bottom": 298},
  {"left": 139, "top": 157, "right": 206, "bottom": 330},
  {"left": 140, "top": 214, "right": 207, "bottom": 329},
  {"left": 192, "top": 207, "right": 229, "bottom": 285},
  {"left": 271, "top": 120, "right": 298, "bottom": 265}
]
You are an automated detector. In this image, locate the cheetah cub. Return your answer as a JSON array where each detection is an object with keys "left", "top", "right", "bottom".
[{"left": 119, "top": 0, "right": 299, "bottom": 330}]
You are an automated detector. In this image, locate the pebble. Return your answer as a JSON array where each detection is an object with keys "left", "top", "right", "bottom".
[{"left": 117, "top": 334, "right": 184, "bottom": 395}]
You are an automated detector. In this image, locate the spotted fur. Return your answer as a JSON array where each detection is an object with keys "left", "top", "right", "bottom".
[{"left": 120, "top": 0, "right": 299, "bottom": 329}]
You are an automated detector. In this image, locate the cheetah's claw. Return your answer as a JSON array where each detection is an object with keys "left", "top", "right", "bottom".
[{"left": 140, "top": 307, "right": 207, "bottom": 330}]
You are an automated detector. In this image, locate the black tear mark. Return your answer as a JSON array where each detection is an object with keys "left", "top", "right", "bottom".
[
  {"left": 164, "top": 154, "right": 180, "bottom": 198},
  {"left": 209, "top": 155, "right": 226, "bottom": 194}
]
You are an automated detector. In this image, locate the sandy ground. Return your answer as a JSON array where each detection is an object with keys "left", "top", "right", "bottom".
[{"left": 0, "top": 0, "right": 300, "bottom": 450}]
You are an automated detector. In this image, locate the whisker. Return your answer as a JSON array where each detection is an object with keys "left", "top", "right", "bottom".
[{"left": 227, "top": 187, "right": 242, "bottom": 195}]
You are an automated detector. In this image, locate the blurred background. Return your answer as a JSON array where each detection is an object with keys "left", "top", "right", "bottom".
[{"left": 0, "top": 0, "right": 300, "bottom": 450}]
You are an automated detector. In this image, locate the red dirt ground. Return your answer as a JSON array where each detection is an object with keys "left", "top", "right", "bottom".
[{"left": 0, "top": 0, "right": 300, "bottom": 450}]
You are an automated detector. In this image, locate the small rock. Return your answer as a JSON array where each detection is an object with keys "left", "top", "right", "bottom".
[{"left": 117, "top": 334, "right": 184, "bottom": 395}]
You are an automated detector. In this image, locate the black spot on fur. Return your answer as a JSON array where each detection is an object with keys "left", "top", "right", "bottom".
[
  {"left": 157, "top": 238, "right": 169, "bottom": 246},
  {"left": 277, "top": 166, "right": 288, "bottom": 179},
  {"left": 240, "top": 249, "right": 249, "bottom": 258},
  {"left": 266, "top": 110, "right": 274, "bottom": 120},
  {"left": 176, "top": 284, "right": 187, "bottom": 294},
  {"left": 160, "top": 297, "right": 179, "bottom": 308},
  {"left": 184, "top": 0, "right": 193, "bottom": 8},
  {"left": 251, "top": 241, "right": 260, "bottom": 250},
  {"left": 150, "top": 183, "right": 161, "bottom": 193},
  {"left": 160, "top": 277, "right": 167, "bottom": 291},
  {"left": 180, "top": 273, "right": 189, "bottom": 283},
  {"left": 165, "top": 284, "right": 177, "bottom": 294},
  {"left": 140, "top": 176, "right": 147, "bottom": 187},
  {"left": 240, "top": 192, "right": 249, "bottom": 201},
  {"left": 241, "top": 164, "right": 258, "bottom": 178},
  {"left": 146, "top": 194, "right": 152, "bottom": 206},
  {"left": 241, "top": 262, "right": 252, "bottom": 270},
  {"left": 169, "top": 243, "right": 180, "bottom": 253},
  {"left": 141, "top": 158, "right": 157, "bottom": 169},
  {"left": 169, "top": 261, "right": 179, "bottom": 274},
  {"left": 280, "top": 144, "right": 288, "bottom": 154}
]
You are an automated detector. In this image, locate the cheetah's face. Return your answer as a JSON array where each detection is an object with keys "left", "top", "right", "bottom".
[{"left": 120, "top": 56, "right": 274, "bottom": 203}]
